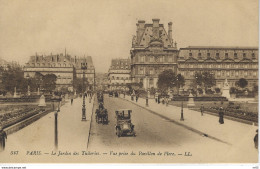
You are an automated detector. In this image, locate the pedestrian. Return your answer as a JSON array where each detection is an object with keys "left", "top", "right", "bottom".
[
  {"left": 136, "top": 95, "right": 138, "bottom": 102},
  {"left": 0, "top": 127, "right": 7, "bottom": 151},
  {"left": 71, "top": 98, "right": 73, "bottom": 105},
  {"left": 200, "top": 104, "right": 204, "bottom": 116},
  {"left": 166, "top": 97, "right": 169, "bottom": 106},
  {"left": 219, "top": 102, "right": 224, "bottom": 124},
  {"left": 254, "top": 129, "right": 258, "bottom": 149},
  {"left": 158, "top": 96, "right": 160, "bottom": 104},
  {"left": 162, "top": 97, "right": 165, "bottom": 104}
]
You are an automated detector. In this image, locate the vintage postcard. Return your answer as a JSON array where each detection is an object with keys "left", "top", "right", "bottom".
[{"left": 0, "top": 0, "right": 258, "bottom": 166}]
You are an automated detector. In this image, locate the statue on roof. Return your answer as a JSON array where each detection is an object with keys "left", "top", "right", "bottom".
[{"left": 132, "top": 35, "right": 137, "bottom": 47}]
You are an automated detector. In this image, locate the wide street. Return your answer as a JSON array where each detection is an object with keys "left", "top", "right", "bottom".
[{"left": 87, "top": 95, "right": 243, "bottom": 163}]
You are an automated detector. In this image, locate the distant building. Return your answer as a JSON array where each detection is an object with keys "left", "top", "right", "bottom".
[
  {"left": 178, "top": 46, "right": 259, "bottom": 90},
  {"left": 0, "top": 58, "right": 20, "bottom": 70},
  {"left": 73, "top": 56, "right": 95, "bottom": 91},
  {"left": 130, "top": 19, "right": 178, "bottom": 90},
  {"left": 23, "top": 52, "right": 95, "bottom": 91},
  {"left": 108, "top": 58, "right": 131, "bottom": 91}
]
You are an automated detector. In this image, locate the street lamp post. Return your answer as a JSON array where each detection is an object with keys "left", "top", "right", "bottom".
[
  {"left": 54, "top": 100, "right": 60, "bottom": 150},
  {"left": 145, "top": 72, "right": 149, "bottom": 107},
  {"left": 81, "top": 62, "right": 87, "bottom": 121},
  {"left": 26, "top": 74, "right": 30, "bottom": 96},
  {"left": 180, "top": 100, "right": 184, "bottom": 121}
]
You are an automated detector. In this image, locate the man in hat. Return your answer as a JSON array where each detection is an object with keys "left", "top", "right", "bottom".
[
  {"left": 0, "top": 127, "right": 7, "bottom": 151},
  {"left": 254, "top": 129, "right": 258, "bottom": 149},
  {"left": 200, "top": 104, "right": 204, "bottom": 116},
  {"left": 219, "top": 102, "right": 224, "bottom": 124}
]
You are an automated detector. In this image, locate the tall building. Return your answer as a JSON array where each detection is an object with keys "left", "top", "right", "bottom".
[
  {"left": 23, "top": 52, "right": 95, "bottom": 91},
  {"left": 130, "top": 19, "right": 178, "bottom": 90},
  {"left": 178, "top": 46, "right": 258, "bottom": 90},
  {"left": 74, "top": 56, "right": 95, "bottom": 90},
  {"left": 108, "top": 58, "right": 131, "bottom": 91}
]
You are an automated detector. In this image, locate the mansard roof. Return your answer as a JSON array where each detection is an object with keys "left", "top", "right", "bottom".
[{"left": 138, "top": 25, "right": 172, "bottom": 48}]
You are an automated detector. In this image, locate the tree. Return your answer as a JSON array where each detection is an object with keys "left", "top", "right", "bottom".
[
  {"left": 42, "top": 74, "right": 57, "bottom": 93},
  {"left": 202, "top": 71, "right": 216, "bottom": 90},
  {"left": 73, "top": 77, "right": 89, "bottom": 93},
  {"left": 193, "top": 71, "right": 216, "bottom": 94},
  {"left": 236, "top": 78, "right": 248, "bottom": 89},
  {"left": 157, "top": 69, "right": 176, "bottom": 94},
  {"left": 1, "top": 66, "right": 26, "bottom": 93},
  {"left": 176, "top": 74, "right": 185, "bottom": 88}
]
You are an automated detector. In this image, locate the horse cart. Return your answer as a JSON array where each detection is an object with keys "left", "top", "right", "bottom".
[
  {"left": 95, "top": 103, "right": 108, "bottom": 124},
  {"left": 115, "top": 109, "right": 136, "bottom": 137}
]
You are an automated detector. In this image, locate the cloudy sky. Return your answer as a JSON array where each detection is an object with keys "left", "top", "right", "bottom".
[{"left": 0, "top": 0, "right": 258, "bottom": 73}]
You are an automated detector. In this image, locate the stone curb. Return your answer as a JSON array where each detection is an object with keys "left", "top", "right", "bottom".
[{"left": 119, "top": 96, "right": 232, "bottom": 146}]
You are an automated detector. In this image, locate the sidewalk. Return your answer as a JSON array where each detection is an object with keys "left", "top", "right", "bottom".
[
  {"left": 0, "top": 95, "right": 95, "bottom": 162},
  {"left": 121, "top": 94, "right": 258, "bottom": 160}
]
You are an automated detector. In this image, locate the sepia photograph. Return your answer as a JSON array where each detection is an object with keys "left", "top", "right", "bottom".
[{"left": 0, "top": 0, "right": 258, "bottom": 167}]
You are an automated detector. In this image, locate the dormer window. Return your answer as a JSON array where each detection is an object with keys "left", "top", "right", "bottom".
[
  {"left": 252, "top": 53, "right": 256, "bottom": 59},
  {"left": 216, "top": 53, "right": 220, "bottom": 59},
  {"left": 234, "top": 53, "right": 238, "bottom": 59},
  {"left": 225, "top": 53, "right": 228, "bottom": 59}
]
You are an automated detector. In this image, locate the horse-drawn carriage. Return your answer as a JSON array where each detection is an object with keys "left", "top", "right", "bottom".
[
  {"left": 115, "top": 109, "right": 136, "bottom": 137},
  {"left": 95, "top": 103, "right": 108, "bottom": 124}
]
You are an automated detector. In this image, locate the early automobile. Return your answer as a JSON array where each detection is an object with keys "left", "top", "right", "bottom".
[{"left": 115, "top": 109, "right": 136, "bottom": 137}]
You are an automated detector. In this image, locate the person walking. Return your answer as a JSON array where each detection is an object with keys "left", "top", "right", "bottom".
[
  {"left": 136, "top": 94, "right": 139, "bottom": 102},
  {"left": 219, "top": 102, "right": 224, "bottom": 124},
  {"left": 254, "top": 129, "right": 258, "bottom": 149},
  {"left": 0, "top": 128, "right": 7, "bottom": 151},
  {"left": 71, "top": 98, "right": 73, "bottom": 105},
  {"left": 200, "top": 104, "right": 204, "bottom": 116}
]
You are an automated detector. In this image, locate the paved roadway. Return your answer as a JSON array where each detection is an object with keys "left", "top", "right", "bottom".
[{"left": 87, "top": 95, "right": 239, "bottom": 163}]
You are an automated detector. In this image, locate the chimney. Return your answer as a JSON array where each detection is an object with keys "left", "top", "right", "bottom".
[
  {"left": 136, "top": 20, "right": 145, "bottom": 44},
  {"left": 152, "top": 19, "right": 160, "bottom": 39},
  {"left": 168, "top": 22, "right": 173, "bottom": 44}
]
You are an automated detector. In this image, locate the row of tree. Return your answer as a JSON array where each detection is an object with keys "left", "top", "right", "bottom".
[
  {"left": 156, "top": 69, "right": 256, "bottom": 95},
  {"left": 0, "top": 66, "right": 58, "bottom": 95},
  {"left": 0, "top": 65, "right": 92, "bottom": 95}
]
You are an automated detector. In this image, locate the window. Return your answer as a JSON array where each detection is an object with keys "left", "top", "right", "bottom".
[
  {"left": 252, "top": 53, "right": 256, "bottom": 59},
  {"left": 198, "top": 53, "right": 202, "bottom": 59},
  {"left": 243, "top": 53, "right": 246, "bottom": 58},
  {"left": 140, "top": 56, "right": 144, "bottom": 62},
  {"left": 139, "top": 67, "right": 144, "bottom": 74},
  {"left": 150, "top": 56, "right": 154, "bottom": 62},
  {"left": 207, "top": 53, "right": 210, "bottom": 58},
  {"left": 216, "top": 53, "right": 220, "bottom": 59},
  {"left": 234, "top": 53, "right": 238, "bottom": 59},
  {"left": 225, "top": 53, "right": 228, "bottom": 58},
  {"left": 168, "top": 56, "right": 173, "bottom": 62},
  {"left": 189, "top": 53, "right": 192, "bottom": 57},
  {"left": 227, "top": 71, "right": 230, "bottom": 77},
  {"left": 159, "top": 56, "right": 163, "bottom": 62}
]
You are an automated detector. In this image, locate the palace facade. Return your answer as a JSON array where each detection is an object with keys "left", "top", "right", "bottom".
[
  {"left": 23, "top": 53, "right": 95, "bottom": 91},
  {"left": 178, "top": 46, "right": 258, "bottom": 90},
  {"left": 108, "top": 58, "right": 131, "bottom": 91},
  {"left": 130, "top": 19, "right": 178, "bottom": 90}
]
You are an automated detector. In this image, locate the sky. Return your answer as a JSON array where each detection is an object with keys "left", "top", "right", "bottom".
[{"left": 0, "top": 0, "right": 258, "bottom": 73}]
